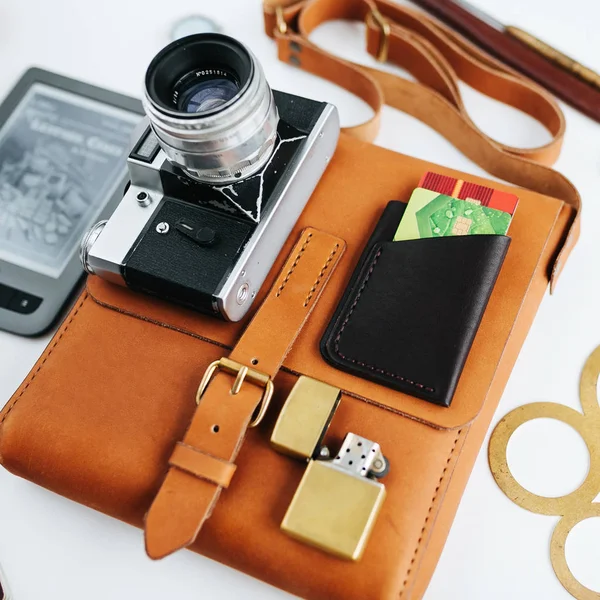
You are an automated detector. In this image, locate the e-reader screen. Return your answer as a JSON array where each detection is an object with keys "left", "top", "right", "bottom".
[{"left": 0, "top": 83, "right": 140, "bottom": 278}]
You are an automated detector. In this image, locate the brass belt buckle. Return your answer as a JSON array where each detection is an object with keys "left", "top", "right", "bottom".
[
  {"left": 367, "top": 5, "right": 391, "bottom": 63},
  {"left": 196, "top": 357, "right": 274, "bottom": 428}
]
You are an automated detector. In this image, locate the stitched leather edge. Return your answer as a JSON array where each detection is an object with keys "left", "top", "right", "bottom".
[
  {"left": 399, "top": 427, "right": 465, "bottom": 598},
  {"left": 0, "top": 293, "right": 89, "bottom": 431},
  {"left": 276, "top": 232, "right": 312, "bottom": 297},
  {"left": 304, "top": 243, "right": 340, "bottom": 307},
  {"left": 333, "top": 246, "right": 436, "bottom": 393}
]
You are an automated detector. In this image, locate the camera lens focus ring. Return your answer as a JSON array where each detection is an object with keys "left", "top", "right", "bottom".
[{"left": 143, "top": 34, "right": 279, "bottom": 184}]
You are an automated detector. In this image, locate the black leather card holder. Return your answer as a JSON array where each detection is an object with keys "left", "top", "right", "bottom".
[{"left": 321, "top": 201, "right": 511, "bottom": 407}]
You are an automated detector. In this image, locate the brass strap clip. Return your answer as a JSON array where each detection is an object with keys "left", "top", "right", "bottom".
[
  {"left": 368, "top": 5, "right": 391, "bottom": 63},
  {"left": 196, "top": 357, "right": 274, "bottom": 428},
  {"left": 275, "top": 5, "right": 288, "bottom": 35}
]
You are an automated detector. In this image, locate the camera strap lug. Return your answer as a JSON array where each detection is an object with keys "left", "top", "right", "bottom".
[{"left": 144, "top": 227, "right": 345, "bottom": 560}]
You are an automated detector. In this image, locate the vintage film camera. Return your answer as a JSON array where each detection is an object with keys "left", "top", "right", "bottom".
[{"left": 81, "top": 33, "right": 339, "bottom": 320}]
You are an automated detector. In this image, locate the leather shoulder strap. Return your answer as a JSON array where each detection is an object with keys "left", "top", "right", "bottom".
[
  {"left": 263, "top": 0, "right": 581, "bottom": 292},
  {"left": 145, "top": 228, "right": 345, "bottom": 559}
]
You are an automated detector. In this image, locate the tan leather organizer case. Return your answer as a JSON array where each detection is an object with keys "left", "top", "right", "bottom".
[{"left": 0, "top": 134, "right": 573, "bottom": 600}]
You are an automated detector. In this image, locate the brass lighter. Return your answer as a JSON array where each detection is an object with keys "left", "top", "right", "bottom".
[{"left": 271, "top": 376, "right": 388, "bottom": 561}]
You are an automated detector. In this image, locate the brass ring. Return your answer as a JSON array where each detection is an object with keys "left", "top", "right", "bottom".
[
  {"left": 551, "top": 504, "right": 600, "bottom": 600},
  {"left": 489, "top": 402, "right": 597, "bottom": 516}
]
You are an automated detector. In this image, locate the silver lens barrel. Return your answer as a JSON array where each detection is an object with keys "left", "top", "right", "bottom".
[{"left": 143, "top": 34, "right": 279, "bottom": 184}]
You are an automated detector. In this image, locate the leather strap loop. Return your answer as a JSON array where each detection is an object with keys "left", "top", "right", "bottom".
[
  {"left": 169, "top": 443, "right": 237, "bottom": 489},
  {"left": 264, "top": 0, "right": 581, "bottom": 291},
  {"left": 144, "top": 228, "right": 345, "bottom": 560},
  {"left": 277, "top": 33, "right": 384, "bottom": 142}
]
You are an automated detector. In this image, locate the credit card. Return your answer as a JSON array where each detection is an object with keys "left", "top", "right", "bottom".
[
  {"left": 393, "top": 189, "right": 513, "bottom": 241},
  {"left": 418, "top": 171, "right": 519, "bottom": 216}
]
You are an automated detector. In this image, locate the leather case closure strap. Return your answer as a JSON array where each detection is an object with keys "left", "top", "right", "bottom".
[
  {"left": 262, "top": 0, "right": 581, "bottom": 291},
  {"left": 144, "top": 228, "right": 345, "bottom": 560}
]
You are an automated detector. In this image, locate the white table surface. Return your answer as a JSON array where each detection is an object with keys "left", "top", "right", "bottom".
[{"left": 1, "top": 1, "right": 599, "bottom": 599}]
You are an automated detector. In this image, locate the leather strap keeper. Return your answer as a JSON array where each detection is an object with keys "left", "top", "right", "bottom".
[
  {"left": 144, "top": 228, "right": 345, "bottom": 560},
  {"left": 169, "top": 443, "right": 237, "bottom": 489}
]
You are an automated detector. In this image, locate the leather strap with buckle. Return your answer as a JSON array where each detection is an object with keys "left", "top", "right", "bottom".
[
  {"left": 144, "top": 228, "right": 345, "bottom": 560},
  {"left": 262, "top": 0, "right": 581, "bottom": 292}
]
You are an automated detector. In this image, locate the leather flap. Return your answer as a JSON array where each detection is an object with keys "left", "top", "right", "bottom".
[{"left": 85, "top": 137, "right": 571, "bottom": 431}]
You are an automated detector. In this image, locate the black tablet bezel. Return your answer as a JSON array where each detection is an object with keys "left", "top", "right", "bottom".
[{"left": 0, "top": 67, "right": 144, "bottom": 336}]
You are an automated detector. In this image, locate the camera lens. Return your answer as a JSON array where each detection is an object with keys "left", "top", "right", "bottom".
[
  {"left": 178, "top": 76, "right": 239, "bottom": 113},
  {"left": 143, "top": 34, "right": 279, "bottom": 183}
]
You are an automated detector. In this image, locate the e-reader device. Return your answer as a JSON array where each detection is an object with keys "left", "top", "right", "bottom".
[{"left": 0, "top": 68, "right": 143, "bottom": 335}]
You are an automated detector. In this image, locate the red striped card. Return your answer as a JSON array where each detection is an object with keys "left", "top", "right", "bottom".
[{"left": 418, "top": 172, "right": 519, "bottom": 216}]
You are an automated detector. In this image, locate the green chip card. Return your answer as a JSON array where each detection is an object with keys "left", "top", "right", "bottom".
[{"left": 393, "top": 189, "right": 512, "bottom": 242}]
